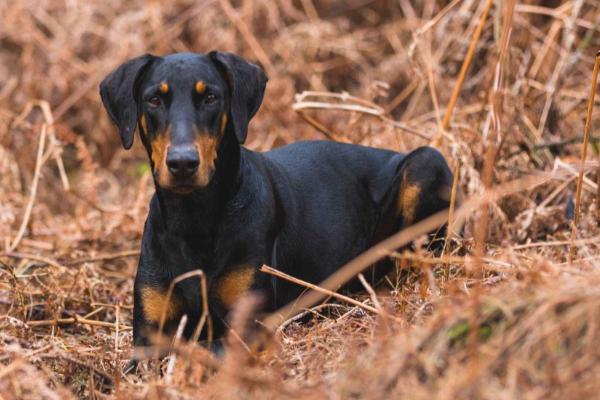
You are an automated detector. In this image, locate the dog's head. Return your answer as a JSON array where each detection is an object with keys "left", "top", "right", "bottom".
[{"left": 100, "top": 52, "right": 267, "bottom": 194}]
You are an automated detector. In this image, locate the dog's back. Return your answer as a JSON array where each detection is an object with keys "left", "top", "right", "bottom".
[{"left": 259, "top": 141, "right": 403, "bottom": 287}]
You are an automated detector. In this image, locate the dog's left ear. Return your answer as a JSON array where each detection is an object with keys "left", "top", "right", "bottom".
[
  {"left": 209, "top": 51, "right": 268, "bottom": 144},
  {"left": 100, "top": 54, "right": 157, "bottom": 149}
]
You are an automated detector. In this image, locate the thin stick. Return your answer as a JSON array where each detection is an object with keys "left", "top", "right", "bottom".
[
  {"left": 114, "top": 303, "right": 121, "bottom": 394},
  {"left": 190, "top": 271, "right": 211, "bottom": 343},
  {"left": 389, "top": 251, "right": 513, "bottom": 269},
  {"left": 512, "top": 235, "right": 600, "bottom": 250},
  {"left": 299, "top": 0, "right": 320, "bottom": 22},
  {"left": 3, "top": 251, "right": 64, "bottom": 269},
  {"left": 596, "top": 164, "right": 600, "bottom": 226},
  {"left": 27, "top": 315, "right": 130, "bottom": 330},
  {"left": 422, "top": 39, "right": 444, "bottom": 134},
  {"left": 165, "top": 314, "right": 188, "bottom": 385},
  {"left": 415, "top": 0, "right": 462, "bottom": 36},
  {"left": 569, "top": 51, "right": 600, "bottom": 260},
  {"left": 474, "top": 0, "right": 515, "bottom": 265},
  {"left": 12, "top": 101, "right": 69, "bottom": 191},
  {"left": 441, "top": 0, "right": 494, "bottom": 130},
  {"left": 537, "top": 0, "right": 583, "bottom": 136},
  {"left": 295, "top": 110, "right": 351, "bottom": 143},
  {"left": 154, "top": 269, "right": 212, "bottom": 378},
  {"left": 40, "top": 354, "right": 114, "bottom": 384},
  {"left": 275, "top": 303, "right": 347, "bottom": 337},
  {"left": 357, "top": 273, "right": 384, "bottom": 315},
  {"left": 157, "top": 270, "right": 213, "bottom": 345},
  {"left": 219, "top": 0, "right": 276, "bottom": 77},
  {"left": 36, "top": 100, "right": 69, "bottom": 191},
  {"left": 443, "top": 158, "right": 461, "bottom": 280},
  {"left": 7, "top": 124, "right": 47, "bottom": 252},
  {"left": 259, "top": 265, "right": 380, "bottom": 315},
  {"left": 294, "top": 92, "right": 430, "bottom": 140},
  {"left": 64, "top": 250, "right": 140, "bottom": 265},
  {"left": 294, "top": 101, "right": 388, "bottom": 116}
]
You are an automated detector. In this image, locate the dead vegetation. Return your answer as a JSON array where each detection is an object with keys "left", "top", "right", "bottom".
[{"left": 1, "top": 0, "right": 600, "bottom": 398}]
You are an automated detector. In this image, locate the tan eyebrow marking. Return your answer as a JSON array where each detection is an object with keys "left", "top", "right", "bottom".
[
  {"left": 159, "top": 82, "right": 169, "bottom": 93},
  {"left": 195, "top": 80, "right": 206, "bottom": 94}
]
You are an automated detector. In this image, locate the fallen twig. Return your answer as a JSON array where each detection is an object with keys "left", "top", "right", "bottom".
[
  {"left": 7, "top": 125, "right": 47, "bottom": 253},
  {"left": 64, "top": 250, "right": 141, "bottom": 265},
  {"left": 260, "top": 265, "right": 381, "bottom": 315},
  {"left": 26, "top": 315, "right": 131, "bottom": 331}
]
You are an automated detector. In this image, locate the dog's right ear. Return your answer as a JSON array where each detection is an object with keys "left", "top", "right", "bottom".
[
  {"left": 209, "top": 51, "right": 267, "bottom": 144},
  {"left": 100, "top": 54, "right": 157, "bottom": 149}
]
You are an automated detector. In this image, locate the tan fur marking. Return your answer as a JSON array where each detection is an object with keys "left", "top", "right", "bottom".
[
  {"left": 151, "top": 131, "right": 170, "bottom": 185},
  {"left": 195, "top": 80, "right": 206, "bottom": 94},
  {"left": 139, "top": 115, "right": 148, "bottom": 135},
  {"left": 397, "top": 171, "right": 421, "bottom": 226},
  {"left": 160, "top": 82, "right": 169, "bottom": 93},
  {"left": 215, "top": 266, "right": 255, "bottom": 308},
  {"left": 220, "top": 113, "right": 228, "bottom": 134},
  {"left": 193, "top": 129, "right": 219, "bottom": 187},
  {"left": 141, "top": 287, "right": 180, "bottom": 323}
]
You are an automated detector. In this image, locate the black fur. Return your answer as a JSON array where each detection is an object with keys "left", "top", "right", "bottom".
[{"left": 99, "top": 51, "right": 455, "bottom": 365}]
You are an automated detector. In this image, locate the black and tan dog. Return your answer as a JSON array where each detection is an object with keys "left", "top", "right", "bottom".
[{"left": 100, "top": 51, "right": 454, "bottom": 363}]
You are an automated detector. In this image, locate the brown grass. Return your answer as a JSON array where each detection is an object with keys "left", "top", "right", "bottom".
[{"left": 1, "top": 0, "right": 600, "bottom": 398}]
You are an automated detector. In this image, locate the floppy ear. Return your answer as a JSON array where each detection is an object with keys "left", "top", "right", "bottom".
[
  {"left": 99, "top": 54, "right": 156, "bottom": 149},
  {"left": 209, "top": 51, "right": 268, "bottom": 144}
]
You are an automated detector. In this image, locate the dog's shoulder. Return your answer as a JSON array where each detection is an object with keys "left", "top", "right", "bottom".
[
  {"left": 262, "top": 140, "right": 402, "bottom": 170},
  {"left": 254, "top": 140, "right": 406, "bottom": 207}
]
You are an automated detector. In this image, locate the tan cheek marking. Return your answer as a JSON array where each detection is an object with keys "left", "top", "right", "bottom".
[
  {"left": 399, "top": 184, "right": 421, "bottom": 226},
  {"left": 396, "top": 171, "right": 421, "bottom": 226},
  {"left": 195, "top": 80, "right": 206, "bottom": 94},
  {"left": 215, "top": 266, "right": 255, "bottom": 309},
  {"left": 194, "top": 132, "right": 219, "bottom": 186},
  {"left": 139, "top": 115, "right": 148, "bottom": 135},
  {"left": 220, "top": 113, "right": 228, "bottom": 134},
  {"left": 141, "top": 287, "right": 180, "bottom": 323},
  {"left": 160, "top": 82, "right": 169, "bottom": 94},
  {"left": 151, "top": 131, "right": 170, "bottom": 183}
]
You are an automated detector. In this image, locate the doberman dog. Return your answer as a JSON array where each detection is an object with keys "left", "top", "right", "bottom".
[{"left": 99, "top": 51, "right": 454, "bottom": 365}]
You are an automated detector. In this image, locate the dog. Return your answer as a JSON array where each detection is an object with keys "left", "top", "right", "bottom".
[{"left": 99, "top": 51, "right": 454, "bottom": 366}]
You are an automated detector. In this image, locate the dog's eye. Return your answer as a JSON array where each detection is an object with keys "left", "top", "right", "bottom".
[
  {"left": 147, "top": 96, "right": 162, "bottom": 108},
  {"left": 204, "top": 93, "right": 217, "bottom": 105}
]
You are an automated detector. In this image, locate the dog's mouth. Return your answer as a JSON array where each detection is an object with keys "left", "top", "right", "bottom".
[
  {"left": 155, "top": 165, "right": 216, "bottom": 195},
  {"left": 163, "top": 178, "right": 203, "bottom": 195},
  {"left": 162, "top": 175, "right": 213, "bottom": 195},
  {"left": 169, "top": 184, "right": 198, "bottom": 195}
]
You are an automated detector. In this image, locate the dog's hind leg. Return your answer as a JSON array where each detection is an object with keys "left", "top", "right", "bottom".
[{"left": 393, "top": 146, "right": 458, "bottom": 251}]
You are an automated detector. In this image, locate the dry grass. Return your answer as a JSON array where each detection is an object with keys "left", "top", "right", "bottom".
[{"left": 1, "top": 0, "right": 600, "bottom": 398}]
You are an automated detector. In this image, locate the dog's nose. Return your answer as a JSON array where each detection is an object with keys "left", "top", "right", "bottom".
[{"left": 166, "top": 146, "right": 199, "bottom": 179}]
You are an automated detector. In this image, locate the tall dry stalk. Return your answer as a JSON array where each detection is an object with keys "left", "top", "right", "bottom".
[{"left": 569, "top": 52, "right": 600, "bottom": 261}]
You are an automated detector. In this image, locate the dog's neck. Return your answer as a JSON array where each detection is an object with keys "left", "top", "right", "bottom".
[{"left": 152, "top": 135, "right": 242, "bottom": 239}]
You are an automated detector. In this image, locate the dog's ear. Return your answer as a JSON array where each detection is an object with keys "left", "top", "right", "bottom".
[
  {"left": 209, "top": 51, "right": 268, "bottom": 144},
  {"left": 100, "top": 54, "right": 157, "bottom": 149}
]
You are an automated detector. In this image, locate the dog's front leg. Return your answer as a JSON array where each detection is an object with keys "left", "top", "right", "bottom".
[{"left": 125, "top": 259, "right": 183, "bottom": 373}]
